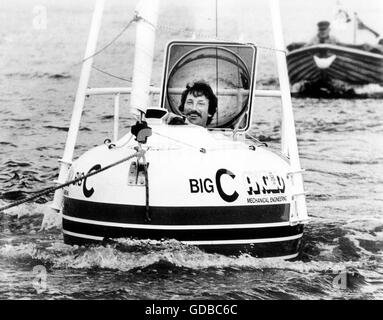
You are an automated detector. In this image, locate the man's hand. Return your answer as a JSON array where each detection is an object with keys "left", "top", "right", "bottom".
[{"left": 164, "top": 112, "right": 186, "bottom": 125}]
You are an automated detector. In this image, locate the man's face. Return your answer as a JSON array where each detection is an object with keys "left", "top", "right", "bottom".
[{"left": 182, "top": 92, "right": 209, "bottom": 126}]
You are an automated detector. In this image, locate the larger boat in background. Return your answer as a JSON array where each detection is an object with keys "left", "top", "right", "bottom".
[
  {"left": 48, "top": 0, "right": 309, "bottom": 259},
  {"left": 287, "top": 7, "right": 383, "bottom": 94},
  {"left": 287, "top": 43, "right": 383, "bottom": 86}
]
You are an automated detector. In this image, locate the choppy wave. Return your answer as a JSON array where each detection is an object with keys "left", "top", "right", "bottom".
[
  {"left": 42, "top": 125, "right": 92, "bottom": 132},
  {"left": 0, "top": 203, "right": 382, "bottom": 299},
  {"left": 0, "top": 142, "right": 17, "bottom": 148},
  {"left": 0, "top": 237, "right": 380, "bottom": 300},
  {"left": 0, "top": 237, "right": 379, "bottom": 274},
  {"left": 291, "top": 82, "right": 383, "bottom": 99},
  {"left": 4, "top": 72, "right": 72, "bottom": 80},
  {"left": 0, "top": 205, "right": 381, "bottom": 271}
]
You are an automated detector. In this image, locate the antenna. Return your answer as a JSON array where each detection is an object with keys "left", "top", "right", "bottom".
[{"left": 215, "top": 0, "right": 218, "bottom": 38}]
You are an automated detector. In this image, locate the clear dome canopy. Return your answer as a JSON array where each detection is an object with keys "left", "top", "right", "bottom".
[{"left": 161, "top": 41, "right": 257, "bottom": 130}]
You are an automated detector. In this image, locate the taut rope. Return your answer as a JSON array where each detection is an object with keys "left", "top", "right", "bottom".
[{"left": 0, "top": 150, "right": 143, "bottom": 213}]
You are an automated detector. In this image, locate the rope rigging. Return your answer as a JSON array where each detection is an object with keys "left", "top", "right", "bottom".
[
  {"left": 92, "top": 65, "right": 132, "bottom": 82},
  {"left": 71, "top": 6, "right": 285, "bottom": 85},
  {"left": 0, "top": 151, "right": 143, "bottom": 213},
  {"left": 79, "top": 16, "right": 139, "bottom": 65}
]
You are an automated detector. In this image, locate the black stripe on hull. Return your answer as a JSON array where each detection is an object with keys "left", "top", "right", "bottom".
[
  {"left": 63, "top": 233, "right": 303, "bottom": 258},
  {"left": 62, "top": 218, "right": 304, "bottom": 241},
  {"left": 63, "top": 197, "right": 290, "bottom": 225},
  {"left": 199, "top": 238, "right": 303, "bottom": 258}
]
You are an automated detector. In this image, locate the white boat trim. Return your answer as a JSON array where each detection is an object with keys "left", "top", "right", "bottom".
[
  {"left": 62, "top": 214, "right": 292, "bottom": 230},
  {"left": 261, "top": 252, "right": 299, "bottom": 260},
  {"left": 62, "top": 230, "right": 301, "bottom": 259},
  {"left": 63, "top": 229, "right": 302, "bottom": 244},
  {"left": 62, "top": 229, "right": 302, "bottom": 244},
  {"left": 291, "top": 43, "right": 383, "bottom": 60},
  {"left": 63, "top": 230, "right": 103, "bottom": 241},
  {"left": 183, "top": 234, "right": 303, "bottom": 245}
]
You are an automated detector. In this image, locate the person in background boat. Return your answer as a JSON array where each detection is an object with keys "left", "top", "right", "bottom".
[
  {"left": 363, "top": 38, "right": 383, "bottom": 54},
  {"left": 165, "top": 81, "right": 218, "bottom": 127},
  {"left": 306, "top": 21, "right": 339, "bottom": 46}
]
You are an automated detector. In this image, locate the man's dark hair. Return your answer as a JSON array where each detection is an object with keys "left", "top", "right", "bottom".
[{"left": 179, "top": 81, "right": 218, "bottom": 125}]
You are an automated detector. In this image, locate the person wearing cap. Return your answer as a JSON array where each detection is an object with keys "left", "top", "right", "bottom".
[
  {"left": 165, "top": 81, "right": 218, "bottom": 127},
  {"left": 306, "top": 21, "right": 339, "bottom": 46}
]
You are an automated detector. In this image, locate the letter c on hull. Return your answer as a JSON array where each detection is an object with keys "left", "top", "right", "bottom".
[
  {"left": 215, "top": 169, "right": 239, "bottom": 203},
  {"left": 83, "top": 164, "right": 101, "bottom": 198}
]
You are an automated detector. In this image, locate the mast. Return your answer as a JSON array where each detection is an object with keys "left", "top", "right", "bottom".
[
  {"left": 51, "top": 0, "right": 105, "bottom": 212},
  {"left": 130, "top": 0, "right": 160, "bottom": 118},
  {"left": 269, "top": 0, "right": 309, "bottom": 223}
]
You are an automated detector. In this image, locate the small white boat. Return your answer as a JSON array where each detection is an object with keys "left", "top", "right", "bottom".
[{"left": 50, "top": 0, "right": 309, "bottom": 259}]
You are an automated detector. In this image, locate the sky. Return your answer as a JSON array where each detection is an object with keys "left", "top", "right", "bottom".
[{"left": 1, "top": 0, "right": 382, "bottom": 45}]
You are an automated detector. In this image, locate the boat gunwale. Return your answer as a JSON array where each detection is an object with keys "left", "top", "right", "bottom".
[{"left": 287, "top": 43, "right": 383, "bottom": 60}]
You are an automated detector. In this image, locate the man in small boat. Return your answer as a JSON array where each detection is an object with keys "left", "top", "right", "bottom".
[
  {"left": 166, "top": 81, "right": 218, "bottom": 127},
  {"left": 306, "top": 20, "right": 339, "bottom": 46}
]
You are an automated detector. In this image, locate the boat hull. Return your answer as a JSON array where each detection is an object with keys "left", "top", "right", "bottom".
[
  {"left": 287, "top": 44, "right": 383, "bottom": 85},
  {"left": 62, "top": 198, "right": 304, "bottom": 259},
  {"left": 61, "top": 125, "right": 305, "bottom": 259}
]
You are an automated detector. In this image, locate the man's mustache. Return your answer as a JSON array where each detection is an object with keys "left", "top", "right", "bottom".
[{"left": 185, "top": 111, "right": 202, "bottom": 117}]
